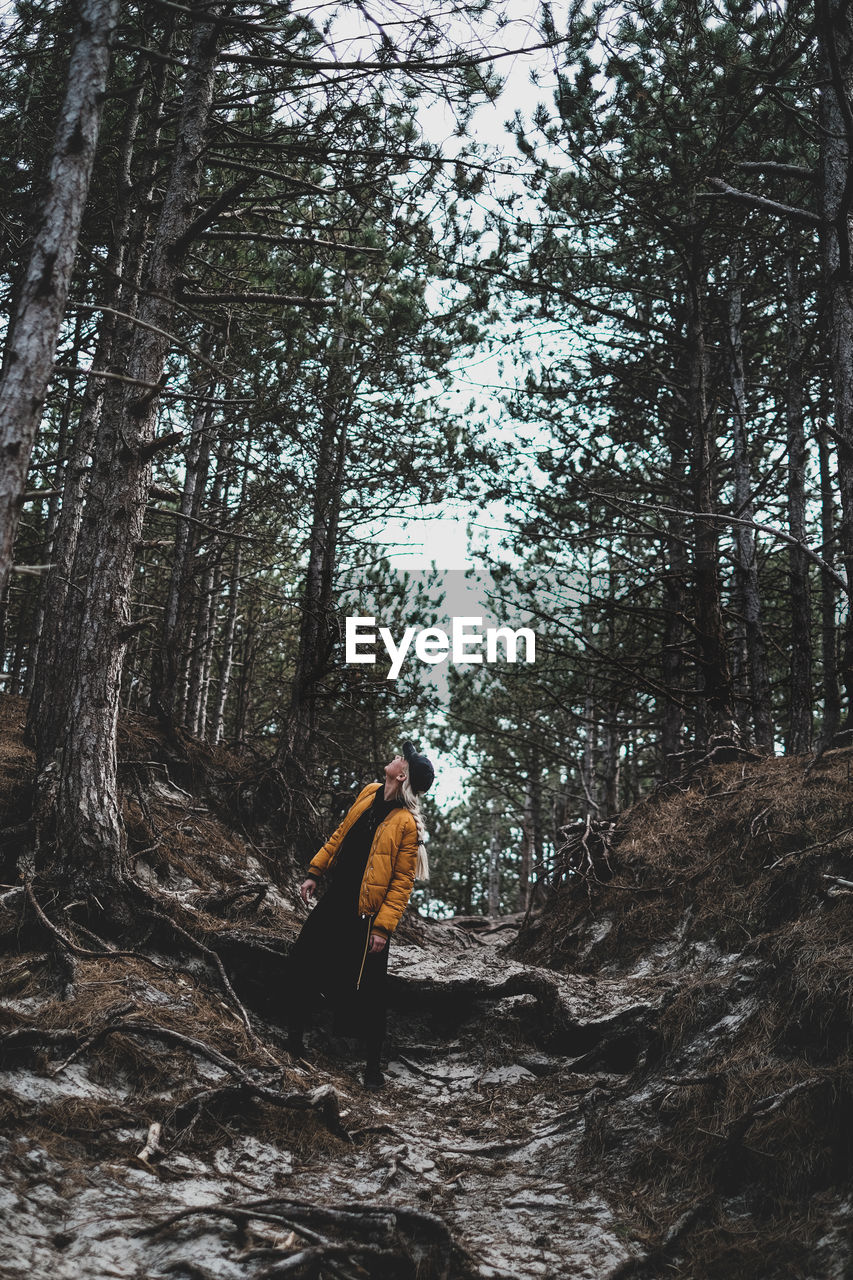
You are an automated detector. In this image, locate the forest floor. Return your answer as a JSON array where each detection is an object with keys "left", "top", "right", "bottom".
[{"left": 0, "top": 700, "right": 851, "bottom": 1279}]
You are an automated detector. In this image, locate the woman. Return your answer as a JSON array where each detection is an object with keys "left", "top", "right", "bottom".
[{"left": 285, "top": 740, "right": 434, "bottom": 1090}]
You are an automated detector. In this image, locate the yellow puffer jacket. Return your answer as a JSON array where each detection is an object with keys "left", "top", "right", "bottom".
[{"left": 307, "top": 783, "right": 418, "bottom": 937}]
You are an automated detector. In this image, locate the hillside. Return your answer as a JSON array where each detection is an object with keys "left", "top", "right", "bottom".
[{"left": 1, "top": 702, "right": 850, "bottom": 1279}]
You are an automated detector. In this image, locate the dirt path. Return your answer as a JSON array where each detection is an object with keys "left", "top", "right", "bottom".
[
  {"left": 2, "top": 916, "right": 672, "bottom": 1280},
  {"left": 328, "top": 932, "right": 667, "bottom": 1279}
]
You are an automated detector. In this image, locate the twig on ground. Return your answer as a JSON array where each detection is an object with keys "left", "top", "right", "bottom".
[
  {"left": 137, "top": 1120, "right": 163, "bottom": 1165},
  {"left": 50, "top": 1000, "right": 137, "bottom": 1076}
]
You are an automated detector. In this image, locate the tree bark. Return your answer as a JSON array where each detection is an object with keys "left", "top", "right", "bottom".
[
  {"left": 50, "top": 10, "right": 223, "bottom": 884},
  {"left": 28, "top": 35, "right": 173, "bottom": 764},
  {"left": 818, "top": 0, "right": 853, "bottom": 721},
  {"left": 728, "top": 258, "right": 773, "bottom": 751},
  {"left": 150, "top": 389, "right": 215, "bottom": 724},
  {"left": 0, "top": 0, "right": 119, "bottom": 602},
  {"left": 687, "top": 232, "right": 735, "bottom": 747},
  {"left": 818, "top": 424, "right": 842, "bottom": 741},
  {"left": 785, "top": 247, "right": 813, "bottom": 753},
  {"left": 25, "top": 307, "right": 84, "bottom": 699}
]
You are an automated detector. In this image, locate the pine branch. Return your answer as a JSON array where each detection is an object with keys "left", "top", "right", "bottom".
[
  {"left": 170, "top": 173, "right": 257, "bottom": 258},
  {"left": 178, "top": 290, "right": 332, "bottom": 306},
  {"left": 67, "top": 301, "right": 223, "bottom": 373},
  {"left": 703, "top": 178, "right": 821, "bottom": 226},
  {"left": 590, "top": 491, "right": 848, "bottom": 594},
  {"left": 735, "top": 161, "right": 816, "bottom": 181},
  {"left": 216, "top": 32, "right": 574, "bottom": 75},
  {"left": 139, "top": 429, "right": 185, "bottom": 460},
  {"left": 148, "top": 505, "right": 256, "bottom": 543},
  {"left": 201, "top": 231, "right": 384, "bottom": 253}
]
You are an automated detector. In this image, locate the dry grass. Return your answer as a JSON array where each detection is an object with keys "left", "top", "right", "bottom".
[
  {"left": 519, "top": 750, "right": 853, "bottom": 974},
  {"left": 515, "top": 750, "right": 853, "bottom": 1276}
]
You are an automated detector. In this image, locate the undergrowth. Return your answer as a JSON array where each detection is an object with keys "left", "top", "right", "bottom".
[{"left": 514, "top": 750, "right": 853, "bottom": 1277}]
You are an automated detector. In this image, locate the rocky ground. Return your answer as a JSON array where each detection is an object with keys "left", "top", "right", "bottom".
[{"left": 1, "top": 707, "right": 851, "bottom": 1279}]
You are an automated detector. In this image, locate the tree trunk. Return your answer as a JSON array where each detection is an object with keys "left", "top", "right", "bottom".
[
  {"left": 581, "top": 681, "right": 598, "bottom": 815},
  {"left": 518, "top": 778, "right": 534, "bottom": 913},
  {"left": 687, "top": 233, "right": 735, "bottom": 747},
  {"left": 213, "top": 544, "right": 241, "bottom": 744},
  {"left": 234, "top": 609, "right": 258, "bottom": 749},
  {"left": 487, "top": 812, "right": 501, "bottom": 918},
  {"left": 0, "top": 0, "right": 119, "bottom": 602},
  {"left": 280, "top": 312, "right": 354, "bottom": 768},
  {"left": 198, "top": 564, "right": 222, "bottom": 740},
  {"left": 185, "top": 438, "right": 229, "bottom": 735},
  {"left": 25, "top": 307, "right": 84, "bottom": 699},
  {"left": 212, "top": 455, "right": 248, "bottom": 744},
  {"left": 601, "top": 570, "right": 620, "bottom": 810},
  {"left": 728, "top": 258, "right": 773, "bottom": 751},
  {"left": 818, "top": 424, "right": 842, "bottom": 741},
  {"left": 818, "top": 0, "right": 853, "bottom": 722},
  {"left": 27, "top": 37, "right": 171, "bottom": 763},
  {"left": 49, "top": 11, "right": 222, "bottom": 884},
  {"left": 149, "top": 390, "right": 215, "bottom": 724},
  {"left": 661, "top": 408, "right": 689, "bottom": 775},
  {"left": 188, "top": 556, "right": 221, "bottom": 739},
  {"left": 785, "top": 248, "right": 813, "bottom": 753}
]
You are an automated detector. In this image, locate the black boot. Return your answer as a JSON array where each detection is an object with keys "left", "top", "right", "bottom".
[
  {"left": 363, "top": 1035, "right": 385, "bottom": 1090},
  {"left": 286, "top": 1030, "right": 305, "bottom": 1058},
  {"left": 363, "top": 1062, "right": 385, "bottom": 1091}
]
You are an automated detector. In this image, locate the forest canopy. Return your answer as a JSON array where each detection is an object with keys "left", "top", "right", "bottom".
[{"left": 0, "top": 0, "right": 850, "bottom": 917}]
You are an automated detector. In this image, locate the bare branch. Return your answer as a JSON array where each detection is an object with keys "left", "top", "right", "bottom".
[
  {"left": 590, "top": 490, "right": 848, "bottom": 593},
  {"left": 703, "top": 177, "right": 821, "bottom": 226},
  {"left": 178, "top": 290, "right": 332, "bottom": 306},
  {"left": 67, "top": 301, "right": 223, "bottom": 373},
  {"left": 736, "top": 161, "right": 817, "bottom": 181}
]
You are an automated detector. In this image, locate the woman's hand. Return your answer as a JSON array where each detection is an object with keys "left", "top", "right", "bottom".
[
  {"left": 300, "top": 878, "right": 317, "bottom": 904},
  {"left": 368, "top": 932, "right": 387, "bottom": 953}
]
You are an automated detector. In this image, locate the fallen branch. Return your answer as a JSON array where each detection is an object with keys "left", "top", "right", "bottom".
[
  {"left": 109, "top": 1018, "right": 261, "bottom": 1082},
  {"left": 136, "top": 1120, "right": 163, "bottom": 1165},
  {"left": 823, "top": 873, "right": 853, "bottom": 889},
  {"left": 99, "top": 1022, "right": 351, "bottom": 1139}
]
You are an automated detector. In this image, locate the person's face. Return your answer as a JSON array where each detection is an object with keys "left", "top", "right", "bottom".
[{"left": 384, "top": 754, "right": 408, "bottom": 788}]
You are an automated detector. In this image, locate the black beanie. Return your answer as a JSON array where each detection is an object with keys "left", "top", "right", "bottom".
[{"left": 402, "top": 740, "right": 435, "bottom": 794}]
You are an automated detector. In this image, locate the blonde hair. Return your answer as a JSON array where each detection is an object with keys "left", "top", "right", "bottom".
[{"left": 399, "top": 775, "right": 429, "bottom": 881}]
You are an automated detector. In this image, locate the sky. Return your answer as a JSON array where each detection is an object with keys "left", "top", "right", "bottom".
[
  {"left": 321, "top": 1, "right": 564, "bottom": 574},
  {"left": 327, "top": 3, "right": 568, "bottom": 807}
]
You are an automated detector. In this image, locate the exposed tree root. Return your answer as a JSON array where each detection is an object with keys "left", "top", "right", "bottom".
[
  {"left": 603, "top": 1196, "right": 716, "bottom": 1280},
  {"left": 142, "top": 1196, "right": 452, "bottom": 1280},
  {"left": 22, "top": 879, "right": 164, "bottom": 970},
  {"left": 49, "top": 999, "right": 136, "bottom": 1075},
  {"left": 130, "top": 888, "right": 265, "bottom": 1049}
]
